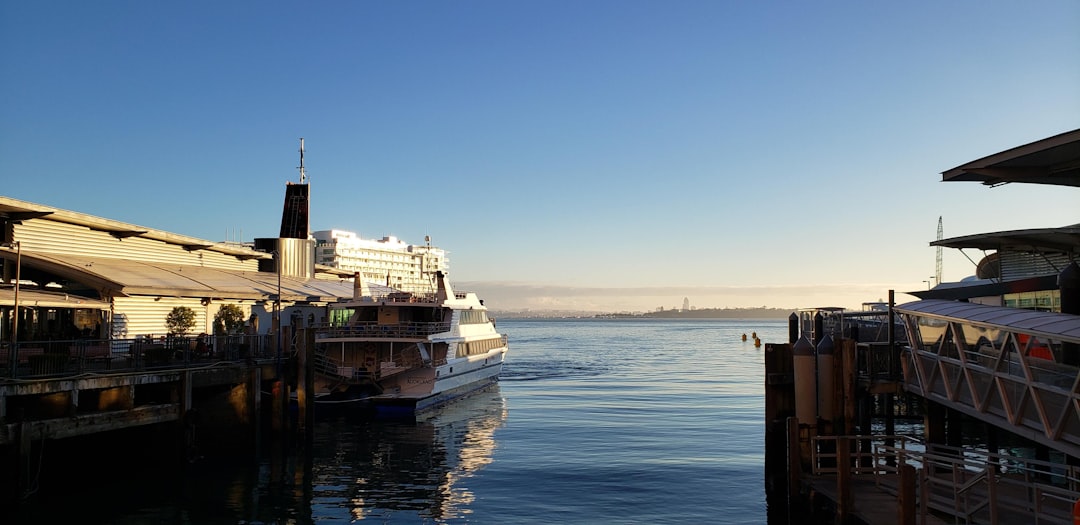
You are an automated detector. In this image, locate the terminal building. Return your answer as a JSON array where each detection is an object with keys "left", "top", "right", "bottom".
[{"left": 0, "top": 191, "right": 355, "bottom": 345}]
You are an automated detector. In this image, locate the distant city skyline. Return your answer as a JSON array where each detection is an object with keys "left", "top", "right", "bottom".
[{"left": 2, "top": 2, "right": 1077, "bottom": 313}]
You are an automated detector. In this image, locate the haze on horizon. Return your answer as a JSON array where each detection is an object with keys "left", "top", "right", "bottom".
[{"left": 2, "top": 1, "right": 1078, "bottom": 313}]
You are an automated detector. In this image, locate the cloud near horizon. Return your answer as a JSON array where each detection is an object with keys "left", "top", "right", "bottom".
[{"left": 456, "top": 281, "right": 922, "bottom": 313}]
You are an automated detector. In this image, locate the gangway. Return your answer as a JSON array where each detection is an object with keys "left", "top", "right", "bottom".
[{"left": 896, "top": 300, "right": 1080, "bottom": 458}]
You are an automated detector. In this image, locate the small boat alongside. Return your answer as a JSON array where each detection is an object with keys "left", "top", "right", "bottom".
[{"left": 312, "top": 271, "right": 508, "bottom": 415}]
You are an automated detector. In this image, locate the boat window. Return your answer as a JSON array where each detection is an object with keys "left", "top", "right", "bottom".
[
  {"left": 459, "top": 336, "right": 507, "bottom": 356},
  {"left": 329, "top": 308, "right": 355, "bottom": 326},
  {"left": 459, "top": 310, "right": 490, "bottom": 325}
]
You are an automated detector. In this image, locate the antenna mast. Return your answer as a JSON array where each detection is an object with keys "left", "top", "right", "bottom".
[
  {"left": 297, "top": 137, "right": 307, "bottom": 184},
  {"left": 935, "top": 216, "right": 943, "bottom": 286}
]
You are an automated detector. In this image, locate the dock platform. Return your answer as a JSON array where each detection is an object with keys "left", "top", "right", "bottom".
[{"left": 806, "top": 475, "right": 949, "bottom": 525}]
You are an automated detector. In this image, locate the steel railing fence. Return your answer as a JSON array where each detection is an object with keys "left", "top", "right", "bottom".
[
  {"left": 811, "top": 435, "right": 1080, "bottom": 525},
  {"left": 0, "top": 334, "right": 278, "bottom": 379}
]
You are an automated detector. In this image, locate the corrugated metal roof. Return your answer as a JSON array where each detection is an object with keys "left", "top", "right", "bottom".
[
  {"left": 896, "top": 299, "right": 1080, "bottom": 341},
  {"left": 0, "top": 195, "right": 268, "bottom": 260},
  {"left": 26, "top": 253, "right": 355, "bottom": 302}
]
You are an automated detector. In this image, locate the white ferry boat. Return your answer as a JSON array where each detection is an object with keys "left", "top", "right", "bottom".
[{"left": 312, "top": 271, "right": 508, "bottom": 415}]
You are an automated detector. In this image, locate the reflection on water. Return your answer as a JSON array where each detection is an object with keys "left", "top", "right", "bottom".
[
  {"left": 7, "top": 387, "right": 508, "bottom": 524},
  {"left": 311, "top": 388, "right": 508, "bottom": 522}
]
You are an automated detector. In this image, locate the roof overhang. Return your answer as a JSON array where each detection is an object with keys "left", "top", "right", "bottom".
[
  {"left": 908, "top": 274, "right": 1058, "bottom": 301},
  {"left": 942, "top": 128, "right": 1080, "bottom": 187},
  {"left": 1, "top": 251, "right": 356, "bottom": 302},
  {"left": 931, "top": 226, "right": 1080, "bottom": 254},
  {"left": 0, "top": 195, "right": 270, "bottom": 261},
  {"left": 896, "top": 299, "right": 1080, "bottom": 342},
  {"left": 0, "top": 288, "right": 110, "bottom": 309}
]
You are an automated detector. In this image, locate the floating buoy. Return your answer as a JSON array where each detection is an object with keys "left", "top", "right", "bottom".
[
  {"left": 741, "top": 334, "right": 747, "bottom": 341},
  {"left": 753, "top": 338, "right": 761, "bottom": 348},
  {"left": 751, "top": 331, "right": 757, "bottom": 339}
]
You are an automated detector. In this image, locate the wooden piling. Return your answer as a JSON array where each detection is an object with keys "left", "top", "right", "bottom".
[
  {"left": 764, "top": 343, "right": 795, "bottom": 499},
  {"left": 297, "top": 330, "right": 309, "bottom": 433},
  {"left": 836, "top": 436, "right": 851, "bottom": 522},
  {"left": 272, "top": 380, "right": 284, "bottom": 432},
  {"left": 297, "top": 329, "right": 315, "bottom": 438},
  {"left": 249, "top": 366, "right": 262, "bottom": 459},
  {"left": 898, "top": 464, "right": 916, "bottom": 525},
  {"left": 787, "top": 416, "right": 801, "bottom": 504},
  {"left": 17, "top": 419, "right": 31, "bottom": 498}
]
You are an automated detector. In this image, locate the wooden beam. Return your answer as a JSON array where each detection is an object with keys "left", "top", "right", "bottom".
[{"left": 0, "top": 404, "right": 178, "bottom": 444}]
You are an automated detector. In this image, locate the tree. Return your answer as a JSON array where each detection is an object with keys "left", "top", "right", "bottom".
[
  {"left": 214, "top": 304, "right": 246, "bottom": 335},
  {"left": 165, "top": 306, "right": 196, "bottom": 337}
]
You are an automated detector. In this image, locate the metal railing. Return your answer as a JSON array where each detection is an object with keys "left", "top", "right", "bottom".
[
  {"left": 811, "top": 434, "right": 916, "bottom": 476},
  {"left": 856, "top": 342, "right": 903, "bottom": 382},
  {"left": 812, "top": 435, "right": 1080, "bottom": 524},
  {"left": 315, "top": 321, "right": 451, "bottom": 340},
  {"left": 0, "top": 334, "right": 276, "bottom": 379}
]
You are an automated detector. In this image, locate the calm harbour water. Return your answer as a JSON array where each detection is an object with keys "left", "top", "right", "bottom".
[{"left": 15, "top": 318, "right": 794, "bottom": 524}]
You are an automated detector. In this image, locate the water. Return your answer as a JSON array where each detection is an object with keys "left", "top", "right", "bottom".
[{"left": 11, "top": 318, "right": 790, "bottom": 524}]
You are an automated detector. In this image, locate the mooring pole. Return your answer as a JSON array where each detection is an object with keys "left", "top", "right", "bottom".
[
  {"left": 786, "top": 416, "right": 801, "bottom": 506},
  {"left": 898, "top": 464, "right": 916, "bottom": 525},
  {"left": 836, "top": 436, "right": 851, "bottom": 523}
]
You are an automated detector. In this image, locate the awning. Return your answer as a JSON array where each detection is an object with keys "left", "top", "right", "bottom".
[
  {"left": 907, "top": 275, "right": 1058, "bottom": 301},
  {"left": 941, "top": 128, "right": 1080, "bottom": 187},
  {"left": 0, "top": 288, "right": 110, "bottom": 309},
  {"left": 895, "top": 299, "right": 1080, "bottom": 342},
  {"left": 931, "top": 226, "right": 1080, "bottom": 254},
  {"left": 4, "top": 252, "right": 356, "bottom": 302}
]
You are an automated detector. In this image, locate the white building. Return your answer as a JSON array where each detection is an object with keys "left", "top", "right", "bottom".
[{"left": 312, "top": 229, "right": 448, "bottom": 293}]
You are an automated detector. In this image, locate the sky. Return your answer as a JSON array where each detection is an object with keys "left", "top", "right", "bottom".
[{"left": 2, "top": 1, "right": 1078, "bottom": 313}]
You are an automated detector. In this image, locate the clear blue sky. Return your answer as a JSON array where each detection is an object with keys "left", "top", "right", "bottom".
[{"left": 2, "top": 1, "right": 1078, "bottom": 312}]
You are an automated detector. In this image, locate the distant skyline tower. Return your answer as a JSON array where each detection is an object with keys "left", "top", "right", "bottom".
[{"left": 682, "top": 297, "right": 690, "bottom": 311}]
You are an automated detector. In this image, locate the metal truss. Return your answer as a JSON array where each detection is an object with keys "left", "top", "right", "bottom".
[{"left": 898, "top": 302, "right": 1080, "bottom": 457}]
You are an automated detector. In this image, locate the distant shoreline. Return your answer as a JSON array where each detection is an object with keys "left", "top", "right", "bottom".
[
  {"left": 601, "top": 307, "right": 793, "bottom": 319},
  {"left": 491, "top": 307, "right": 795, "bottom": 320}
]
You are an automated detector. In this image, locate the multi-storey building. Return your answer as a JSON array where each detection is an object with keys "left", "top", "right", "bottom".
[{"left": 312, "top": 230, "right": 448, "bottom": 293}]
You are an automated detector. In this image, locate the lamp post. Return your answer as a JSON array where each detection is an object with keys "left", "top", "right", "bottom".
[
  {"left": 274, "top": 250, "right": 282, "bottom": 370},
  {"left": 2, "top": 241, "right": 20, "bottom": 347}
]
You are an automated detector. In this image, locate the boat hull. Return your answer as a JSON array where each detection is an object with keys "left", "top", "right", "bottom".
[
  {"left": 312, "top": 349, "right": 505, "bottom": 416},
  {"left": 371, "top": 351, "right": 505, "bottom": 415}
]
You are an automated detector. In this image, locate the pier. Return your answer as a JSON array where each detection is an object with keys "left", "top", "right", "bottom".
[
  {"left": 0, "top": 333, "right": 315, "bottom": 504},
  {"left": 766, "top": 297, "right": 1080, "bottom": 524}
]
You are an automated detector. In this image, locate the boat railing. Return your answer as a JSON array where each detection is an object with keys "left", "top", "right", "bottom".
[
  {"left": 316, "top": 321, "right": 451, "bottom": 340},
  {"left": 364, "top": 290, "right": 439, "bottom": 303},
  {"left": 311, "top": 348, "right": 380, "bottom": 382}
]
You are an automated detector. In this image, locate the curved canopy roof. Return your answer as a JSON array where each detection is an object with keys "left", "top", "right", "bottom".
[
  {"left": 896, "top": 299, "right": 1080, "bottom": 342},
  {"left": 941, "top": 128, "right": 1080, "bottom": 187},
  {"left": 931, "top": 225, "right": 1080, "bottom": 254},
  {"left": 8, "top": 252, "right": 355, "bottom": 302},
  {"left": 0, "top": 288, "right": 110, "bottom": 309}
]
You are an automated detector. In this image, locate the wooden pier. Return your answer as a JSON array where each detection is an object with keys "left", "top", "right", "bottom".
[
  {"left": 0, "top": 332, "right": 316, "bottom": 505},
  {"left": 765, "top": 311, "right": 1080, "bottom": 525}
]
